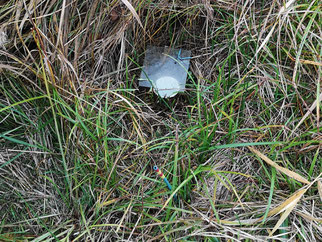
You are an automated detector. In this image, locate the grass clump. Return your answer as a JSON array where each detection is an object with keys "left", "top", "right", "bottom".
[{"left": 0, "top": 0, "right": 321, "bottom": 241}]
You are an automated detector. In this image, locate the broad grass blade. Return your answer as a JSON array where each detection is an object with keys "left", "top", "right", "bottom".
[
  {"left": 121, "top": 0, "right": 144, "bottom": 29},
  {"left": 249, "top": 147, "right": 310, "bottom": 184},
  {"left": 257, "top": 189, "right": 307, "bottom": 223},
  {"left": 269, "top": 189, "right": 306, "bottom": 236},
  {"left": 270, "top": 202, "right": 296, "bottom": 236}
]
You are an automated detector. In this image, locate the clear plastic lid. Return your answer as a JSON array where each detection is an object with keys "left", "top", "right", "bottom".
[{"left": 139, "top": 46, "right": 191, "bottom": 98}]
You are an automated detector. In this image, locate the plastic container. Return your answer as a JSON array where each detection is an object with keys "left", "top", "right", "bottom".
[{"left": 139, "top": 46, "right": 191, "bottom": 98}]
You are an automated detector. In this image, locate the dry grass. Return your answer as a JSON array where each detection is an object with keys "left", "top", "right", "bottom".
[{"left": 0, "top": 0, "right": 321, "bottom": 241}]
